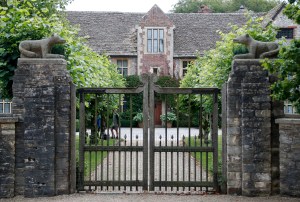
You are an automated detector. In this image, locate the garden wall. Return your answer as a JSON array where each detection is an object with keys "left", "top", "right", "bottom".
[{"left": 276, "top": 116, "right": 300, "bottom": 197}]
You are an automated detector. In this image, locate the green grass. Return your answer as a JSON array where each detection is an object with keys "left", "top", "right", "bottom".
[
  {"left": 185, "top": 135, "right": 222, "bottom": 174},
  {"left": 76, "top": 136, "right": 115, "bottom": 176}
]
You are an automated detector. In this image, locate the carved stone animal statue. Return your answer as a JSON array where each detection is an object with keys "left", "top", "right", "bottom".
[
  {"left": 19, "top": 34, "right": 66, "bottom": 58},
  {"left": 233, "top": 34, "right": 279, "bottom": 59}
]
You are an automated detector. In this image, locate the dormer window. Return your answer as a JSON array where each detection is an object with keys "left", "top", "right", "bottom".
[{"left": 147, "top": 29, "right": 164, "bottom": 53}]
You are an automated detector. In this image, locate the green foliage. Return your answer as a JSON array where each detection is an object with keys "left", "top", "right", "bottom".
[
  {"left": 262, "top": 1, "right": 300, "bottom": 113},
  {"left": 262, "top": 41, "right": 300, "bottom": 112},
  {"left": 155, "top": 75, "right": 180, "bottom": 87},
  {"left": 155, "top": 76, "right": 179, "bottom": 111},
  {"left": 284, "top": 0, "right": 300, "bottom": 24},
  {"left": 125, "top": 75, "right": 142, "bottom": 87},
  {"left": 133, "top": 112, "right": 143, "bottom": 122},
  {"left": 124, "top": 75, "right": 143, "bottom": 114},
  {"left": 172, "top": 0, "right": 281, "bottom": 13},
  {"left": 181, "top": 15, "right": 277, "bottom": 90},
  {"left": 0, "top": 0, "right": 124, "bottom": 98},
  {"left": 160, "top": 112, "right": 177, "bottom": 122},
  {"left": 180, "top": 14, "right": 277, "bottom": 121}
]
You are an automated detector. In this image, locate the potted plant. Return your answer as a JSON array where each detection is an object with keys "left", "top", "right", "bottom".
[
  {"left": 160, "top": 112, "right": 177, "bottom": 128},
  {"left": 133, "top": 112, "right": 143, "bottom": 128}
]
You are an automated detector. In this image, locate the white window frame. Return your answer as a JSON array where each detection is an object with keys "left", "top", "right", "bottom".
[
  {"left": 117, "top": 59, "right": 128, "bottom": 77},
  {"left": 147, "top": 28, "right": 164, "bottom": 53},
  {"left": 181, "top": 60, "right": 193, "bottom": 78},
  {"left": 0, "top": 98, "right": 12, "bottom": 114}
]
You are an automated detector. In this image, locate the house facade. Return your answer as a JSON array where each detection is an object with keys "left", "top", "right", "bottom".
[
  {"left": 1, "top": 4, "right": 299, "bottom": 115},
  {"left": 66, "top": 5, "right": 249, "bottom": 79}
]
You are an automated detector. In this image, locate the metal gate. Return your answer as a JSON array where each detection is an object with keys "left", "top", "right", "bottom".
[{"left": 77, "top": 74, "right": 220, "bottom": 193}]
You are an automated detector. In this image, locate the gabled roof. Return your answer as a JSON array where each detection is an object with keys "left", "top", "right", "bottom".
[
  {"left": 140, "top": 5, "right": 174, "bottom": 28},
  {"left": 262, "top": 2, "right": 286, "bottom": 28},
  {"left": 66, "top": 11, "right": 255, "bottom": 57}
]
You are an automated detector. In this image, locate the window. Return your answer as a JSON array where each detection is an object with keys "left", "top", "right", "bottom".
[
  {"left": 276, "top": 28, "right": 294, "bottom": 39},
  {"left": 147, "top": 29, "right": 164, "bottom": 53},
  {"left": 284, "top": 101, "right": 297, "bottom": 114},
  {"left": 153, "top": 67, "right": 158, "bottom": 75},
  {"left": 117, "top": 59, "right": 128, "bottom": 76},
  {"left": 182, "top": 60, "right": 192, "bottom": 77},
  {"left": 0, "top": 97, "right": 12, "bottom": 114}
]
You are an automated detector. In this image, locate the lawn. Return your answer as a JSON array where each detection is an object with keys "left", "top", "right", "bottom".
[
  {"left": 76, "top": 135, "right": 115, "bottom": 176},
  {"left": 185, "top": 135, "right": 222, "bottom": 174}
]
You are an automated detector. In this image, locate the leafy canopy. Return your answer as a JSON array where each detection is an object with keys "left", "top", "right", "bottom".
[
  {"left": 0, "top": 0, "right": 124, "bottom": 98},
  {"left": 262, "top": 0, "right": 300, "bottom": 112},
  {"left": 181, "top": 14, "right": 277, "bottom": 89},
  {"left": 172, "top": 0, "right": 281, "bottom": 13},
  {"left": 180, "top": 14, "right": 278, "bottom": 114}
]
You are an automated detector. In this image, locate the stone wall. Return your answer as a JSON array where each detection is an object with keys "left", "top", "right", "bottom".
[
  {"left": 276, "top": 117, "right": 300, "bottom": 197},
  {"left": 225, "top": 59, "right": 283, "bottom": 196},
  {"left": 0, "top": 116, "right": 18, "bottom": 198},
  {"left": 11, "top": 58, "right": 76, "bottom": 197}
]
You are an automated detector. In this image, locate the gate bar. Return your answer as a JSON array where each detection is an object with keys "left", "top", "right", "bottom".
[{"left": 78, "top": 92, "right": 85, "bottom": 191}]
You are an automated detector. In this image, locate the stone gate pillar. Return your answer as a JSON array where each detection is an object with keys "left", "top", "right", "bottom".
[
  {"left": 12, "top": 58, "right": 76, "bottom": 197},
  {"left": 225, "top": 59, "right": 283, "bottom": 196}
]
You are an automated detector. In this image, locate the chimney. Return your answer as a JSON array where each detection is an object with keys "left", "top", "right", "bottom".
[
  {"left": 237, "top": 5, "right": 248, "bottom": 13},
  {"left": 198, "top": 5, "right": 212, "bottom": 13}
]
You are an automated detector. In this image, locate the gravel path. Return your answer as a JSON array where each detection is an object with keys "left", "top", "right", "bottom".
[
  {"left": 2, "top": 194, "right": 300, "bottom": 202},
  {"left": 83, "top": 127, "right": 215, "bottom": 192}
]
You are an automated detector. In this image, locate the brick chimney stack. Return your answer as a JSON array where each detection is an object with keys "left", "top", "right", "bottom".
[{"left": 198, "top": 5, "right": 212, "bottom": 13}]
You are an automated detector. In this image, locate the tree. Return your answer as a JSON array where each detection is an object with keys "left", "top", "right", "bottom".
[
  {"left": 172, "top": 0, "right": 281, "bottom": 13},
  {"left": 180, "top": 14, "right": 278, "bottom": 114},
  {"left": 0, "top": 0, "right": 124, "bottom": 98},
  {"left": 262, "top": 0, "right": 300, "bottom": 112}
]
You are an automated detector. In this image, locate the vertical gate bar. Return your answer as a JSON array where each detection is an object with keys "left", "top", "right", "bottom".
[
  {"left": 128, "top": 94, "right": 132, "bottom": 191},
  {"left": 101, "top": 95, "right": 104, "bottom": 190},
  {"left": 200, "top": 94, "right": 203, "bottom": 191},
  {"left": 149, "top": 74, "right": 155, "bottom": 191},
  {"left": 106, "top": 94, "right": 110, "bottom": 190},
  {"left": 101, "top": 129, "right": 104, "bottom": 191},
  {"left": 176, "top": 94, "right": 179, "bottom": 191},
  {"left": 194, "top": 134, "right": 196, "bottom": 190},
  {"left": 130, "top": 94, "right": 133, "bottom": 192},
  {"left": 136, "top": 135, "right": 139, "bottom": 191},
  {"left": 183, "top": 136, "right": 185, "bottom": 190},
  {"left": 112, "top": 140, "right": 115, "bottom": 191},
  {"left": 112, "top": 96, "right": 116, "bottom": 190},
  {"left": 89, "top": 114, "right": 92, "bottom": 190},
  {"left": 78, "top": 92, "right": 85, "bottom": 191},
  {"left": 164, "top": 94, "right": 167, "bottom": 188},
  {"left": 212, "top": 91, "right": 219, "bottom": 191},
  {"left": 124, "top": 137, "right": 127, "bottom": 189},
  {"left": 188, "top": 94, "right": 191, "bottom": 190},
  {"left": 142, "top": 74, "right": 149, "bottom": 191},
  {"left": 171, "top": 135, "right": 173, "bottom": 191},
  {"left": 159, "top": 137, "right": 162, "bottom": 191},
  {"left": 89, "top": 150, "right": 91, "bottom": 191},
  {"left": 95, "top": 96, "right": 98, "bottom": 188},
  {"left": 118, "top": 94, "right": 122, "bottom": 191}
]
